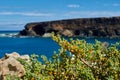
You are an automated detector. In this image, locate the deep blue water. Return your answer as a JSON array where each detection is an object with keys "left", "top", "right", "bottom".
[
  {"left": 0, "top": 31, "right": 120, "bottom": 59},
  {"left": 0, "top": 31, "right": 60, "bottom": 58}
]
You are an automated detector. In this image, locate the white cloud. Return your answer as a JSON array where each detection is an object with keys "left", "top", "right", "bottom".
[
  {"left": 104, "top": 3, "right": 120, "bottom": 7},
  {"left": 0, "top": 22, "right": 24, "bottom": 25},
  {"left": 64, "top": 11, "right": 120, "bottom": 18},
  {"left": 0, "top": 6, "right": 28, "bottom": 9},
  {"left": 112, "top": 3, "right": 120, "bottom": 6},
  {"left": 67, "top": 4, "right": 80, "bottom": 8},
  {"left": 0, "top": 12, "right": 53, "bottom": 17}
]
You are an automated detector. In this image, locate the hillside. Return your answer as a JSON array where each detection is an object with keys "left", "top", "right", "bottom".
[{"left": 19, "top": 16, "right": 120, "bottom": 37}]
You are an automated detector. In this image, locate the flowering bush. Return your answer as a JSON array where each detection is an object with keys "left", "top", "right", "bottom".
[
  {"left": 7, "top": 34, "right": 120, "bottom": 80},
  {"left": 51, "top": 34, "right": 120, "bottom": 80}
]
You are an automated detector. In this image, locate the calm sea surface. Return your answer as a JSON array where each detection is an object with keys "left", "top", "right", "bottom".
[{"left": 0, "top": 31, "right": 120, "bottom": 58}]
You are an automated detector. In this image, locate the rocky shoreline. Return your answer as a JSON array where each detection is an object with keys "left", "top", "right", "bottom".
[{"left": 19, "top": 16, "right": 120, "bottom": 37}]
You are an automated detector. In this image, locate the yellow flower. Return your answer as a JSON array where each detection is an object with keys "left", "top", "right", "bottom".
[
  {"left": 31, "top": 78, "right": 35, "bottom": 80},
  {"left": 70, "top": 49, "right": 74, "bottom": 53},
  {"left": 89, "top": 49, "right": 93, "bottom": 53},
  {"left": 48, "top": 71, "right": 52, "bottom": 75}
]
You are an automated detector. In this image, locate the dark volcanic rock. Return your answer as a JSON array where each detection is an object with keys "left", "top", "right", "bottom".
[{"left": 19, "top": 16, "right": 120, "bottom": 37}]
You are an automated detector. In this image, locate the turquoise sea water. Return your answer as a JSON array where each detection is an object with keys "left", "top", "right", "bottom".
[
  {"left": 0, "top": 31, "right": 120, "bottom": 59},
  {"left": 0, "top": 31, "right": 59, "bottom": 58}
]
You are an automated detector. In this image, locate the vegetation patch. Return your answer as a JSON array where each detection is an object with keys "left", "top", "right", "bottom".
[{"left": 7, "top": 34, "right": 120, "bottom": 80}]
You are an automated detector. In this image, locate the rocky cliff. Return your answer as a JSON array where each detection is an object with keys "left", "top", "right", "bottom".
[{"left": 20, "top": 16, "right": 120, "bottom": 37}]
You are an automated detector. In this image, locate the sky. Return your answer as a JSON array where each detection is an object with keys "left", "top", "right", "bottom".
[{"left": 0, "top": 0, "right": 120, "bottom": 30}]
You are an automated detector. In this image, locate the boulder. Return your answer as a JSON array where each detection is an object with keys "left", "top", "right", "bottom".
[
  {"left": 0, "top": 57, "right": 25, "bottom": 80},
  {"left": 0, "top": 52, "right": 30, "bottom": 80},
  {"left": 5, "top": 52, "right": 20, "bottom": 59},
  {"left": 1, "top": 52, "right": 30, "bottom": 62},
  {"left": 61, "top": 30, "right": 73, "bottom": 37}
]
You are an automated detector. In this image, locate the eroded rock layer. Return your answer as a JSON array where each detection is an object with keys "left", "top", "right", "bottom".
[{"left": 20, "top": 16, "right": 120, "bottom": 37}]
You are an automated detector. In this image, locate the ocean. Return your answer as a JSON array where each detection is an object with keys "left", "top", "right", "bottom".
[
  {"left": 0, "top": 31, "right": 120, "bottom": 59},
  {"left": 0, "top": 31, "right": 60, "bottom": 58}
]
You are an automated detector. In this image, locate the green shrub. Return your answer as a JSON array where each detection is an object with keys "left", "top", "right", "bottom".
[
  {"left": 8, "top": 34, "right": 120, "bottom": 80},
  {"left": 51, "top": 34, "right": 120, "bottom": 80}
]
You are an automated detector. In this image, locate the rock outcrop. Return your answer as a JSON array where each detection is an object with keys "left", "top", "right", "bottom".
[
  {"left": 20, "top": 16, "right": 120, "bottom": 37},
  {"left": 0, "top": 52, "right": 30, "bottom": 80}
]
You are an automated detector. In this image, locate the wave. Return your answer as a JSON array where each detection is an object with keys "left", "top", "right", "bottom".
[
  {"left": 0, "top": 33, "right": 18, "bottom": 37},
  {"left": 19, "top": 36, "right": 36, "bottom": 38},
  {"left": 0, "top": 33, "right": 40, "bottom": 38},
  {"left": 0, "top": 32, "right": 52, "bottom": 38}
]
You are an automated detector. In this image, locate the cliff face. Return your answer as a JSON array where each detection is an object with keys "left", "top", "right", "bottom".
[{"left": 20, "top": 16, "right": 120, "bottom": 37}]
